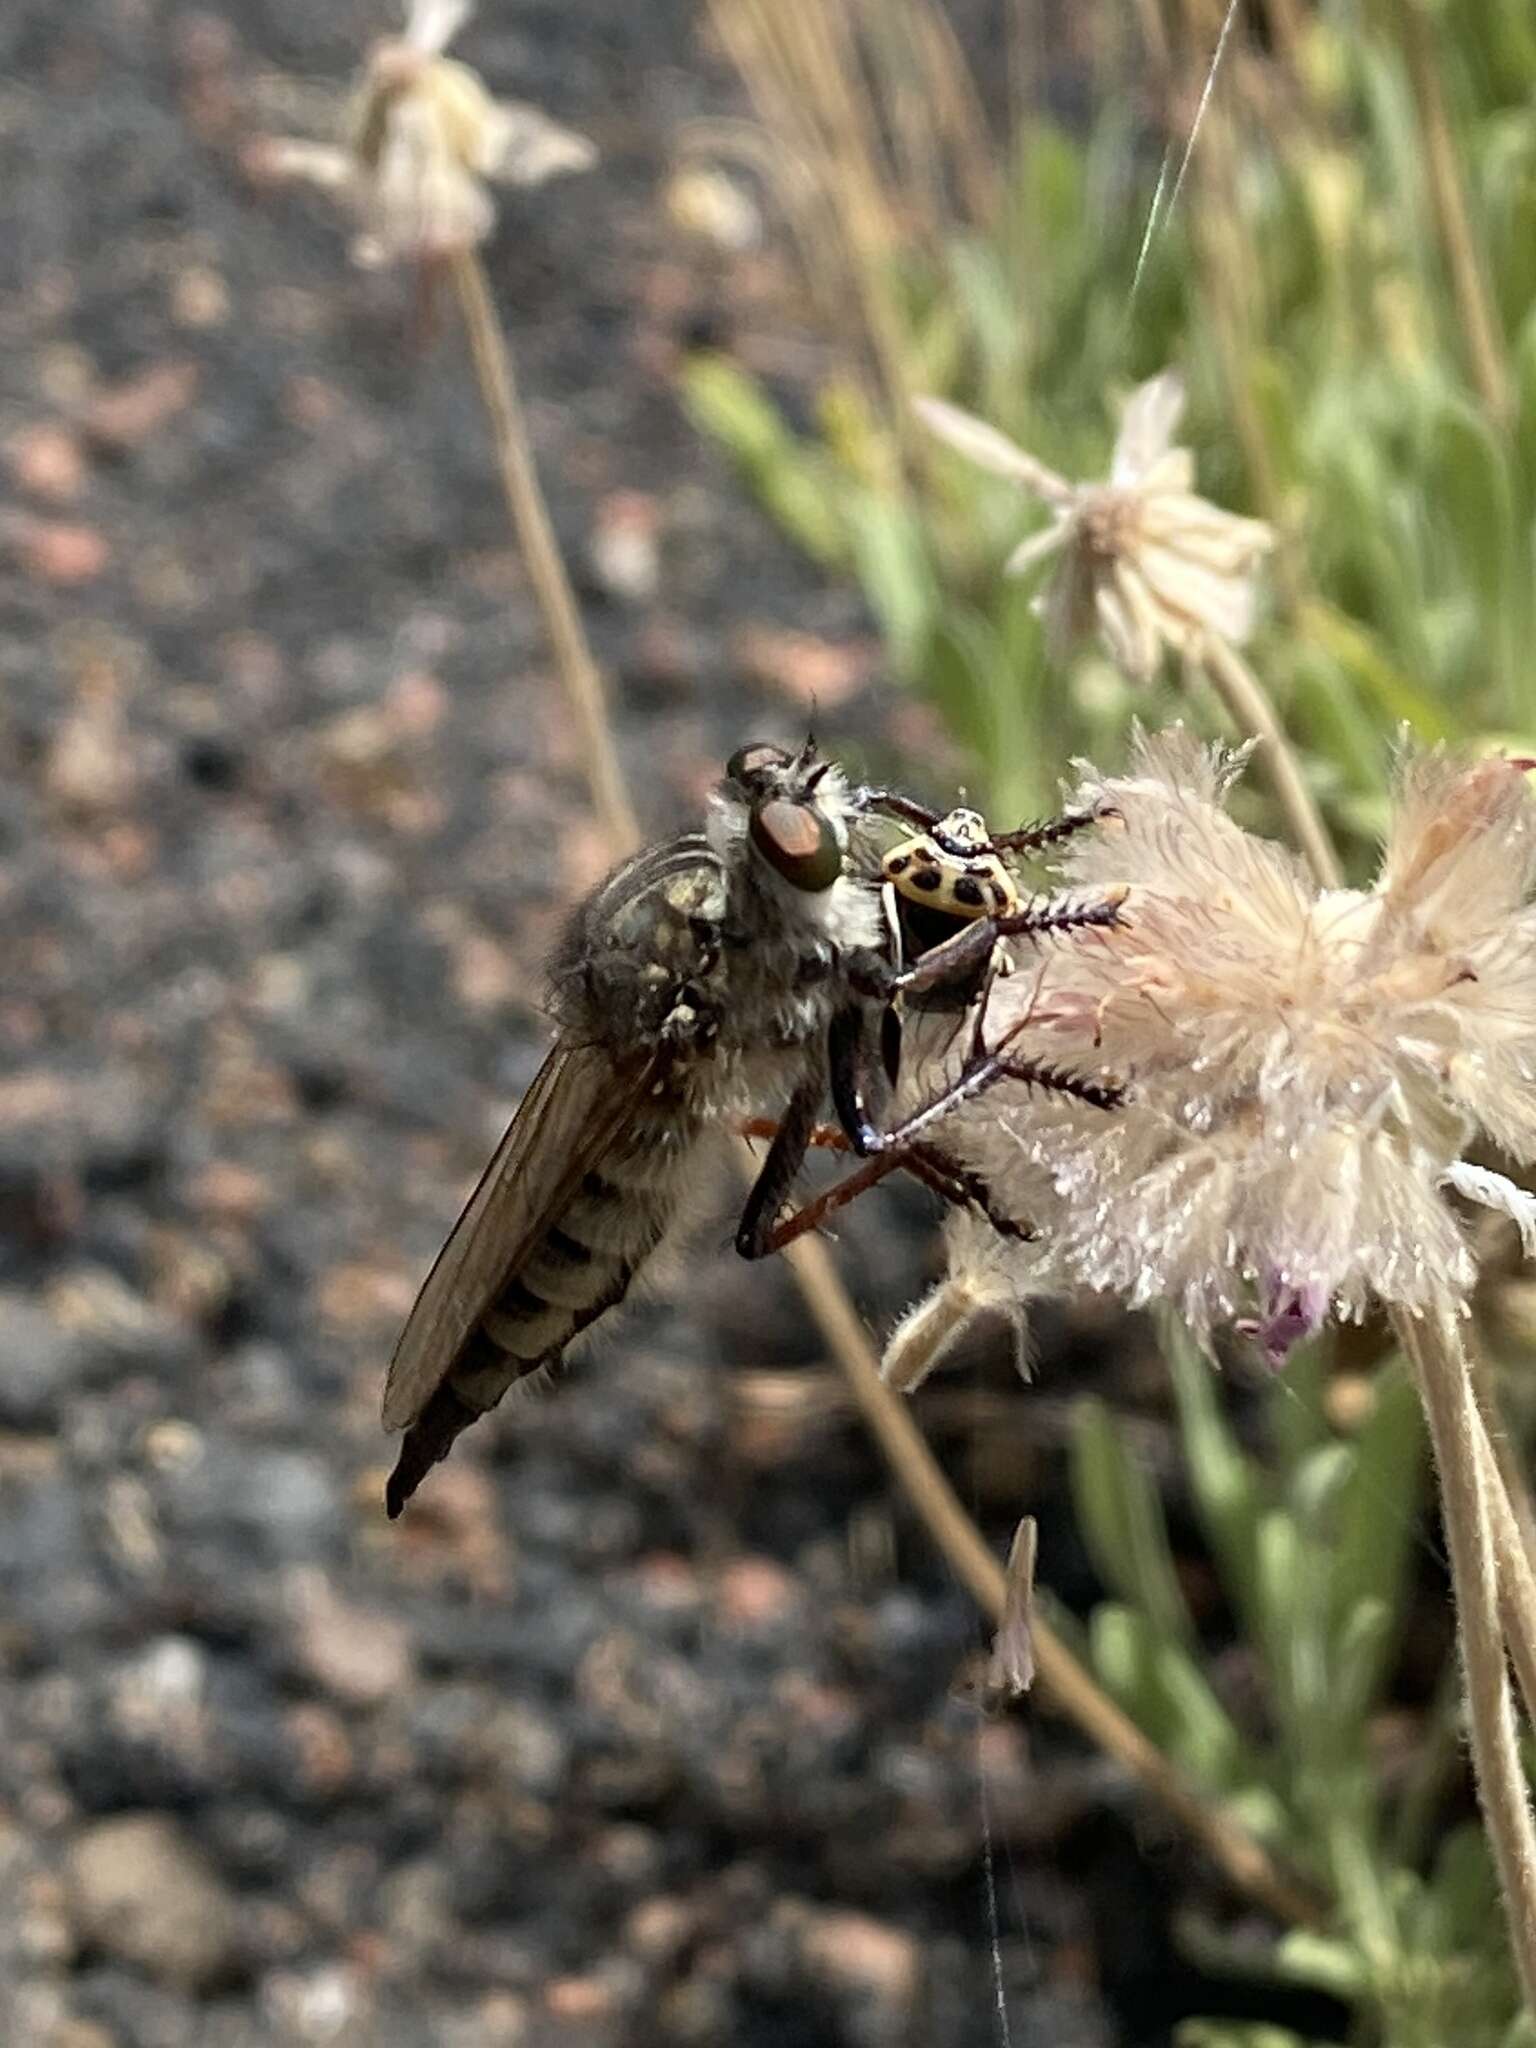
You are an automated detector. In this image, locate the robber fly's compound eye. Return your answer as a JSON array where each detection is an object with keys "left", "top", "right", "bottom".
[
  {"left": 750, "top": 799, "right": 843, "bottom": 893},
  {"left": 726, "top": 741, "right": 793, "bottom": 792}
]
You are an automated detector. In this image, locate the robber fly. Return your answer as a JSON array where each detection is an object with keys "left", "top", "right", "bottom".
[
  {"left": 383, "top": 742, "right": 1123, "bottom": 1515},
  {"left": 383, "top": 740, "right": 887, "bottom": 1514}
]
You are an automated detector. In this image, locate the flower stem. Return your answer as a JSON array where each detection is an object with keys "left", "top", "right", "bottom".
[
  {"left": 779, "top": 1196, "right": 1326, "bottom": 1929},
  {"left": 1397, "top": 1306, "right": 1536, "bottom": 2013},
  {"left": 1465, "top": 1372, "right": 1536, "bottom": 1737},
  {"left": 1199, "top": 633, "right": 1342, "bottom": 890},
  {"left": 450, "top": 249, "right": 640, "bottom": 856}
]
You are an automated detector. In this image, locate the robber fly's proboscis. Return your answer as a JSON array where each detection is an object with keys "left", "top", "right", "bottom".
[{"left": 382, "top": 744, "right": 1125, "bottom": 1514}]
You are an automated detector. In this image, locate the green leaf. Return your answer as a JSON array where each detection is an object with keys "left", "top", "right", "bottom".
[
  {"left": 1161, "top": 1317, "right": 1264, "bottom": 1632},
  {"left": 1070, "top": 1396, "right": 1195, "bottom": 1645},
  {"left": 843, "top": 490, "right": 939, "bottom": 678},
  {"left": 679, "top": 355, "right": 849, "bottom": 568},
  {"left": 1327, "top": 1366, "right": 1423, "bottom": 1690}
]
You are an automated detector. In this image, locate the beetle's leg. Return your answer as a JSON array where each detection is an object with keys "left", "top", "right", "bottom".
[
  {"left": 985, "top": 803, "right": 1118, "bottom": 858},
  {"left": 888, "top": 889, "right": 1127, "bottom": 1005},
  {"left": 849, "top": 787, "right": 944, "bottom": 833}
]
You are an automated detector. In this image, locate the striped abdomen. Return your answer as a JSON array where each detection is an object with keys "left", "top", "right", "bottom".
[{"left": 384, "top": 1110, "right": 699, "bottom": 1515}]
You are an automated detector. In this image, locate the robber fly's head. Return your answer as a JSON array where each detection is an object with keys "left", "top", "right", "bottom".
[{"left": 717, "top": 739, "right": 851, "bottom": 895}]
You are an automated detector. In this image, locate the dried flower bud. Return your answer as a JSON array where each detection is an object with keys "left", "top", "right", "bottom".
[
  {"left": 256, "top": 1, "right": 595, "bottom": 267},
  {"left": 916, "top": 374, "right": 1273, "bottom": 682}
]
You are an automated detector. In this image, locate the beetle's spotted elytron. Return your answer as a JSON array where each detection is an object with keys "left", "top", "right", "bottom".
[{"left": 382, "top": 744, "right": 1125, "bottom": 1514}]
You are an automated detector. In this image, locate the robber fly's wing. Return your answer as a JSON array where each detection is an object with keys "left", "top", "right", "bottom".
[{"left": 382, "top": 1040, "right": 659, "bottom": 1431}]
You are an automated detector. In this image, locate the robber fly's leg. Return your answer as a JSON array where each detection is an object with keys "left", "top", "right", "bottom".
[
  {"left": 744, "top": 1134, "right": 1034, "bottom": 1257},
  {"left": 827, "top": 1002, "right": 897, "bottom": 1158},
  {"left": 869, "top": 1027, "right": 1123, "bottom": 1158},
  {"left": 907, "top": 1141, "right": 1037, "bottom": 1243},
  {"left": 737, "top": 1115, "right": 849, "bottom": 1154},
  {"left": 736, "top": 1074, "right": 824, "bottom": 1260},
  {"left": 751, "top": 1149, "right": 910, "bottom": 1254}
]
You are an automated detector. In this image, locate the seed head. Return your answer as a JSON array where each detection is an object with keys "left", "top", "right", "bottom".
[
  {"left": 915, "top": 374, "right": 1273, "bottom": 682},
  {"left": 942, "top": 731, "right": 1536, "bottom": 1363},
  {"left": 255, "top": 1, "right": 596, "bottom": 267}
]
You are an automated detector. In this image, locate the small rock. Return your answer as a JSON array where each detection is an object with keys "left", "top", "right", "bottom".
[
  {"left": 5, "top": 423, "right": 86, "bottom": 503},
  {"left": 733, "top": 625, "right": 878, "bottom": 707},
  {"left": 16, "top": 519, "right": 110, "bottom": 587},
  {"left": 0, "top": 1293, "right": 89, "bottom": 1428},
  {"left": 284, "top": 1568, "right": 415, "bottom": 1707},
  {"left": 66, "top": 1814, "right": 238, "bottom": 1989},
  {"left": 712, "top": 1556, "right": 802, "bottom": 1634},
  {"left": 84, "top": 361, "right": 201, "bottom": 452},
  {"left": 801, "top": 1908, "right": 920, "bottom": 2022}
]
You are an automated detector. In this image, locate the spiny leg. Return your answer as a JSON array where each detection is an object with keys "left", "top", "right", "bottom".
[
  {"left": 869, "top": 1023, "right": 1123, "bottom": 1157},
  {"left": 745, "top": 1136, "right": 1028, "bottom": 1256},
  {"left": 854, "top": 788, "right": 1113, "bottom": 860},
  {"left": 885, "top": 888, "right": 1127, "bottom": 1008},
  {"left": 985, "top": 803, "right": 1116, "bottom": 858}
]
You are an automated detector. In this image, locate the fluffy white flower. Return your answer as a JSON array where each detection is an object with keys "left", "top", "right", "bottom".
[
  {"left": 257, "top": 1, "right": 596, "bottom": 267},
  {"left": 941, "top": 732, "right": 1536, "bottom": 1362},
  {"left": 915, "top": 375, "right": 1274, "bottom": 682}
]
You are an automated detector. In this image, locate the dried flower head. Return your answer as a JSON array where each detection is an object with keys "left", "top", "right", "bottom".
[
  {"left": 915, "top": 375, "right": 1273, "bottom": 682},
  {"left": 935, "top": 731, "right": 1536, "bottom": 1366},
  {"left": 255, "top": 1, "right": 596, "bottom": 267}
]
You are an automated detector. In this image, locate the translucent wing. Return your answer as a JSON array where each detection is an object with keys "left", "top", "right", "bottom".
[{"left": 382, "top": 1040, "right": 659, "bottom": 1431}]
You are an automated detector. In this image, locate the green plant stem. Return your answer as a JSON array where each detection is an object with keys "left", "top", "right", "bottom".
[
  {"left": 450, "top": 249, "right": 640, "bottom": 857},
  {"left": 1397, "top": 1305, "right": 1536, "bottom": 2015},
  {"left": 1199, "top": 634, "right": 1343, "bottom": 889}
]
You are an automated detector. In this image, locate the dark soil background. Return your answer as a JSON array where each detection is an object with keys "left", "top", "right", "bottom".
[{"left": 0, "top": 6, "right": 1352, "bottom": 2046}]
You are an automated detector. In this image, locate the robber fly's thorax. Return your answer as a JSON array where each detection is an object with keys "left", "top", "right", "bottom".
[{"left": 552, "top": 750, "right": 881, "bottom": 1106}]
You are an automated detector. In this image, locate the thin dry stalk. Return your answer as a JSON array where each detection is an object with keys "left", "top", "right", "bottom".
[
  {"left": 1198, "top": 634, "right": 1342, "bottom": 889},
  {"left": 778, "top": 1207, "right": 1327, "bottom": 1929},
  {"left": 1398, "top": 1307, "right": 1536, "bottom": 2012},
  {"left": 1464, "top": 1362, "right": 1536, "bottom": 1734},
  {"left": 714, "top": 0, "right": 914, "bottom": 443},
  {"left": 1395, "top": 0, "right": 1511, "bottom": 425},
  {"left": 449, "top": 249, "right": 639, "bottom": 856}
]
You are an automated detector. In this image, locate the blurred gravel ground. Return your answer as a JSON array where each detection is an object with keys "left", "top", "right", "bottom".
[{"left": 0, "top": 4, "right": 1138, "bottom": 2044}]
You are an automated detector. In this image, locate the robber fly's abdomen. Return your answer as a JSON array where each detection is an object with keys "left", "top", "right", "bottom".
[{"left": 451, "top": 1107, "right": 698, "bottom": 1407}]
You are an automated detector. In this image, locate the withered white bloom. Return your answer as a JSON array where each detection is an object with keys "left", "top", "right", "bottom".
[
  {"left": 257, "top": 1, "right": 596, "bottom": 267},
  {"left": 915, "top": 375, "right": 1273, "bottom": 682},
  {"left": 883, "top": 1208, "right": 1028, "bottom": 1393},
  {"left": 941, "top": 730, "right": 1536, "bottom": 1365}
]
